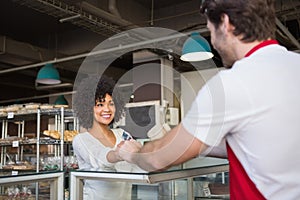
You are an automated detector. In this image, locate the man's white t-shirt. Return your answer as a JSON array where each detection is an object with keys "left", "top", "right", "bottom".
[{"left": 182, "top": 44, "right": 300, "bottom": 199}]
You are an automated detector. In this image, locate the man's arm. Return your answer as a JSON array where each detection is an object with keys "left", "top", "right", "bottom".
[
  {"left": 119, "top": 123, "right": 208, "bottom": 171},
  {"left": 201, "top": 139, "right": 228, "bottom": 158}
]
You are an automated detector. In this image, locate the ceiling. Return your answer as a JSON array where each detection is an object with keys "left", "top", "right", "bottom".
[{"left": 0, "top": 0, "right": 300, "bottom": 105}]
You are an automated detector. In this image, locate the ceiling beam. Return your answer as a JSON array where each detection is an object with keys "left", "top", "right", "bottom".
[{"left": 276, "top": 18, "right": 300, "bottom": 50}]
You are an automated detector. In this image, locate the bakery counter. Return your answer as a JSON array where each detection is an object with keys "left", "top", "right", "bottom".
[
  {"left": 70, "top": 157, "right": 229, "bottom": 200},
  {"left": 0, "top": 171, "right": 64, "bottom": 200}
]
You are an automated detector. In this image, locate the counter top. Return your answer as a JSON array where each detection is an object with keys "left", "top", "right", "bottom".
[{"left": 70, "top": 157, "right": 229, "bottom": 200}]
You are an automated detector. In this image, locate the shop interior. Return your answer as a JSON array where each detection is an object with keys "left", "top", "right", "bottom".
[{"left": 0, "top": 0, "right": 300, "bottom": 199}]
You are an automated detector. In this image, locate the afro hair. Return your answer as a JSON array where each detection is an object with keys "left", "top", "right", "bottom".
[{"left": 73, "top": 75, "right": 125, "bottom": 129}]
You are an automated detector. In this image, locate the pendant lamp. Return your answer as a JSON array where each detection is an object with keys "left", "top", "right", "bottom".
[
  {"left": 54, "top": 95, "right": 68, "bottom": 107},
  {"left": 36, "top": 63, "right": 61, "bottom": 84},
  {"left": 180, "top": 32, "right": 214, "bottom": 62}
]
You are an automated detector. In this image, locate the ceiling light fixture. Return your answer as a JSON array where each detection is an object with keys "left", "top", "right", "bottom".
[
  {"left": 36, "top": 63, "right": 61, "bottom": 85},
  {"left": 180, "top": 32, "right": 214, "bottom": 62},
  {"left": 54, "top": 95, "right": 68, "bottom": 107}
]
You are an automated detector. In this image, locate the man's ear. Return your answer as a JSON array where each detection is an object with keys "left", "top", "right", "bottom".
[{"left": 220, "top": 14, "right": 235, "bottom": 34}]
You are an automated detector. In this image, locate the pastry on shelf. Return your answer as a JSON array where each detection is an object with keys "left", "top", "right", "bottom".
[
  {"left": 0, "top": 106, "right": 6, "bottom": 116},
  {"left": 17, "top": 108, "right": 27, "bottom": 114},
  {"left": 0, "top": 106, "right": 6, "bottom": 112},
  {"left": 40, "top": 104, "right": 54, "bottom": 109},
  {"left": 2, "top": 160, "right": 35, "bottom": 171},
  {"left": 24, "top": 103, "right": 40, "bottom": 110},
  {"left": 64, "top": 130, "right": 79, "bottom": 142},
  {"left": 43, "top": 130, "right": 60, "bottom": 139},
  {"left": 5, "top": 104, "right": 22, "bottom": 112},
  {"left": 54, "top": 104, "right": 68, "bottom": 108}
]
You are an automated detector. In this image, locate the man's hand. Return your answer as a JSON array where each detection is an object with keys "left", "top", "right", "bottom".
[{"left": 117, "top": 139, "right": 142, "bottom": 163}]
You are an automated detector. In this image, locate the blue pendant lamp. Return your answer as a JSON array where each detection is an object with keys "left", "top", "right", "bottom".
[
  {"left": 36, "top": 63, "right": 61, "bottom": 84},
  {"left": 54, "top": 95, "right": 68, "bottom": 107},
  {"left": 180, "top": 32, "right": 214, "bottom": 62}
]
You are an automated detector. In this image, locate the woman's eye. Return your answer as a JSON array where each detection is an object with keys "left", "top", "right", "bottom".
[{"left": 96, "top": 103, "right": 103, "bottom": 107}]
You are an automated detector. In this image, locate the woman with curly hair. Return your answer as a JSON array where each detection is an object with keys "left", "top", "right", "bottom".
[{"left": 72, "top": 75, "right": 139, "bottom": 200}]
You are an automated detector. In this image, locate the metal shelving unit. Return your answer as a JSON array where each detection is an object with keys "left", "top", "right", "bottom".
[
  {"left": 0, "top": 107, "right": 77, "bottom": 171},
  {"left": 0, "top": 107, "right": 78, "bottom": 199}
]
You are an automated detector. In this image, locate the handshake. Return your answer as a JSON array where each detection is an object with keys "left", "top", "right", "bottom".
[
  {"left": 115, "top": 124, "right": 175, "bottom": 172},
  {"left": 116, "top": 131, "right": 143, "bottom": 164}
]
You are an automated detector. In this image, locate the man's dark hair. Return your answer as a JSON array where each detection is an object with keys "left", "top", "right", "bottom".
[
  {"left": 73, "top": 75, "right": 125, "bottom": 129},
  {"left": 200, "top": 0, "right": 276, "bottom": 42}
]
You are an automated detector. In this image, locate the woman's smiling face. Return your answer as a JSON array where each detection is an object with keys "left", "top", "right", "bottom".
[{"left": 93, "top": 93, "right": 116, "bottom": 126}]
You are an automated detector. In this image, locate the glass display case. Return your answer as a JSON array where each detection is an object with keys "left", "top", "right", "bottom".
[
  {"left": 0, "top": 171, "right": 64, "bottom": 200},
  {"left": 69, "top": 157, "right": 229, "bottom": 200}
]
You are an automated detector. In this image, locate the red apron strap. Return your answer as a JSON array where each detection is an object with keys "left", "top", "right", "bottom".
[{"left": 226, "top": 142, "right": 266, "bottom": 200}]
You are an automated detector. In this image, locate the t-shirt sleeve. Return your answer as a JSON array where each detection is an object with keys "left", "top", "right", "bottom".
[
  {"left": 182, "top": 71, "right": 254, "bottom": 147},
  {"left": 182, "top": 73, "right": 227, "bottom": 146}
]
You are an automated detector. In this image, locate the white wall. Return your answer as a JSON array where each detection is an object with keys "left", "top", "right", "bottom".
[{"left": 180, "top": 68, "right": 222, "bottom": 119}]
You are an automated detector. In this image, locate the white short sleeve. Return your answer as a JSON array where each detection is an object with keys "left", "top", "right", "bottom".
[{"left": 182, "top": 73, "right": 227, "bottom": 146}]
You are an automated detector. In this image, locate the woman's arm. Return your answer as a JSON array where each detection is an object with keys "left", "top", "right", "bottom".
[{"left": 106, "top": 150, "right": 123, "bottom": 163}]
